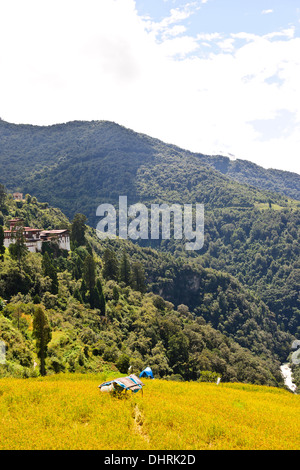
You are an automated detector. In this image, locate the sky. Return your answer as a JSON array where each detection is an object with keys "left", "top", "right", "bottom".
[{"left": 0, "top": 0, "right": 299, "bottom": 174}]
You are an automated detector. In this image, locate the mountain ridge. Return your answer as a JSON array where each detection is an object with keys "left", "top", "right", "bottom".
[
  {"left": 0, "top": 119, "right": 299, "bottom": 355},
  {"left": 0, "top": 119, "right": 299, "bottom": 209}
]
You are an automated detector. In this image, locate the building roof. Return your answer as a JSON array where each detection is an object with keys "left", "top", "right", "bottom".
[
  {"left": 5, "top": 227, "right": 42, "bottom": 233},
  {"left": 40, "top": 230, "right": 69, "bottom": 235}
]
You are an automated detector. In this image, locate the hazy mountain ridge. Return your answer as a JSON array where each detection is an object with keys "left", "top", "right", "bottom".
[
  {"left": 193, "top": 153, "right": 300, "bottom": 202},
  {"left": 0, "top": 119, "right": 299, "bottom": 227}
]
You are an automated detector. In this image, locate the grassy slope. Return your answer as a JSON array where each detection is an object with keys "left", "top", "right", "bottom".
[{"left": 0, "top": 373, "right": 299, "bottom": 450}]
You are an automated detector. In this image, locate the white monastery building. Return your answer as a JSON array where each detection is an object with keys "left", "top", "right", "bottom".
[{"left": 4, "top": 218, "right": 70, "bottom": 253}]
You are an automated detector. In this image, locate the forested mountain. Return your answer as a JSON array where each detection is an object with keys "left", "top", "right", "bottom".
[
  {"left": 154, "top": 207, "right": 300, "bottom": 338},
  {"left": 0, "top": 194, "right": 287, "bottom": 387},
  {"left": 192, "top": 154, "right": 300, "bottom": 202},
  {"left": 0, "top": 119, "right": 299, "bottom": 228},
  {"left": 0, "top": 119, "right": 299, "bottom": 388}
]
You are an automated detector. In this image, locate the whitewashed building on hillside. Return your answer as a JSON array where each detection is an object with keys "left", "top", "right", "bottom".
[{"left": 3, "top": 218, "right": 70, "bottom": 253}]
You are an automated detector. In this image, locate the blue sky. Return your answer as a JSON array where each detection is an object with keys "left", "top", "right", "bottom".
[
  {"left": 135, "top": 0, "right": 300, "bottom": 58},
  {"left": 0, "top": 0, "right": 299, "bottom": 173},
  {"left": 136, "top": 0, "right": 300, "bottom": 37}
]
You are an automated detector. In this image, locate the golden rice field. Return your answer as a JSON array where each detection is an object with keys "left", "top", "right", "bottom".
[{"left": 0, "top": 373, "right": 299, "bottom": 450}]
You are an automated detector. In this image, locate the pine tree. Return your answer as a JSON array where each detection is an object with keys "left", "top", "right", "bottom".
[
  {"left": 9, "top": 225, "right": 27, "bottom": 270},
  {"left": 42, "top": 252, "right": 58, "bottom": 295},
  {"left": 70, "top": 213, "right": 87, "bottom": 248},
  {"left": 0, "top": 184, "right": 6, "bottom": 209},
  {"left": 91, "top": 286, "right": 100, "bottom": 309},
  {"left": 83, "top": 254, "right": 96, "bottom": 293},
  {"left": 33, "top": 305, "right": 52, "bottom": 376},
  {"left": 80, "top": 279, "right": 87, "bottom": 302},
  {"left": 73, "top": 288, "right": 83, "bottom": 303},
  {"left": 33, "top": 294, "right": 41, "bottom": 304},
  {"left": 112, "top": 285, "right": 119, "bottom": 302},
  {"left": 119, "top": 250, "right": 131, "bottom": 286},
  {"left": 0, "top": 225, "right": 5, "bottom": 261},
  {"left": 72, "top": 254, "right": 83, "bottom": 280},
  {"left": 90, "top": 278, "right": 106, "bottom": 314},
  {"left": 102, "top": 248, "right": 119, "bottom": 281},
  {"left": 99, "top": 291, "right": 106, "bottom": 315},
  {"left": 96, "top": 278, "right": 103, "bottom": 296},
  {"left": 131, "top": 261, "right": 146, "bottom": 293}
]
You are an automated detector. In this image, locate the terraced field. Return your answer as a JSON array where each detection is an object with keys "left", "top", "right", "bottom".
[{"left": 0, "top": 373, "right": 299, "bottom": 450}]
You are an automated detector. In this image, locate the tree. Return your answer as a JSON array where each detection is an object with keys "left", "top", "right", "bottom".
[
  {"left": 112, "top": 285, "right": 119, "bottom": 302},
  {"left": 167, "top": 331, "right": 189, "bottom": 375},
  {"left": 91, "top": 279, "right": 106, "bottom": 314},
  {"left": 131, "top": 261, "right": 146, "bottom": 293},
  {"left": 83, "top": 254, "right": 100, "bottom": 307},
  {"left": 0, "top": 184, "right": 6, "bottom": 209},
  {"left": 73, "top": 287, "right": 83, "bottom": 303},
  {"left": 42, "top": 252, "right": 58, "bottom": 295},
  {"left": 71, "top": 253, "right": 83, "bottom": 280},
  {"left": 83, "top": 254, "right": 96, "bottom": 293},
  {"left": 0, "top": 226, "right": 5, "bottom": 261},
  {"left": 119, "top": 250, "right": 131, "bottom": 286},
  {"left": 90, "top": 286, "right": 99, "bottom": 311},
  {"left": 9, "top": 225, "right": 27, "bottom": 270},
  {"left": 96, "top": 278, "right": 106, "bottom": 314},
  {"left": 96, "top": 278, "right": 103, "bottom": 296},
  {"left": 116, "top": 354, "right": 130, "bottom": 374},
  {"left": 71, "top": 213, "right": 87, "bottom": 247},
  {"left": 33, "top": 294, "right": 41, "bottom": 304},
  {"left": 99, "top": 290, "right": 106, "bottom": 315},
  {"left": 102, "top": 248, "right": 119, "bottom": 281},
  {"left": 33, "top": 305, "right": 52, "bottom": 376},
  {"left": 80, "top": 279, "right": 87, "bottom": 302}
]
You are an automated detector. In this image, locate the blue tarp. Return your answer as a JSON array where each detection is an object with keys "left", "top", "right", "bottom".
[
  {"left": 99, "top": 374, "right": 144, "bottom": 393},
  {"left": 139, "top": 367, "right": 154, "bottom": 379}
]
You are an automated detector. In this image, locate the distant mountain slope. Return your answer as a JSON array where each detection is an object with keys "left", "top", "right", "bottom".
[
  {"left": 0, "top": 119, "right": 297, "bottom": 227},
  {"left": 192, "top": 153, "right": 300, "bottom": 202}
]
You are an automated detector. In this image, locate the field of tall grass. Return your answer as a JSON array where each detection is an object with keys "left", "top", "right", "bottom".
[{"left": 0, "top": 373, "right": 299, "bottom": 450}]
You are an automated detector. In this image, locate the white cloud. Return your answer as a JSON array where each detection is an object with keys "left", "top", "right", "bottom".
[
  {"left": 197, "top": 32, "right": 222, "bottom": 41},
  {"left": 143, "top": 2, "right": 198, "bottom": 38},
  {"left": 163, "top": 24, "right": 187, "bottom": 37},
  {"left": 0, "top": 0, "right": 299, "bottom": 174},
  {"left": 262, "top": 9, "right": 273, "bottom": 14},
  {"left": 216, "top": 38, "right": 235, "bottom": 52},
  {"left": 264, "top": 27, "right": 295, "bottom": 40}
]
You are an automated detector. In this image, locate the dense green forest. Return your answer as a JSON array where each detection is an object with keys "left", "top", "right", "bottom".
[
  {"left": 0, "top": 119, "right": 299, "bottom": 228},
  {"left": 0, "top": 119, "right": 299, "bottom": 390},
  {"left": 0, "top": 120, "right": 298, "bottom": 337},
  {"left": 191, "top": 153, "right": 300, "bottom": 202},
  {"left": 153, "top": 206, "right": 300, "bottom": 338},
  {"left": 0, "top": 192, "right": 292, "bottom": 388}
]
